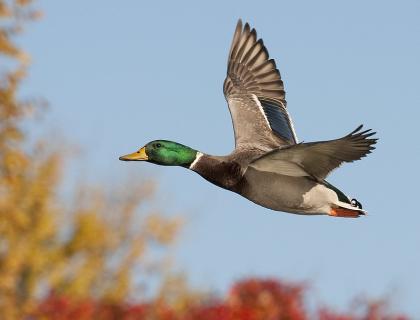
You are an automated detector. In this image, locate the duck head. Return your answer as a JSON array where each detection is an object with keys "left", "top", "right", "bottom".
[{"left": 119, "top": 140, "right": 198, "bottom": 167}]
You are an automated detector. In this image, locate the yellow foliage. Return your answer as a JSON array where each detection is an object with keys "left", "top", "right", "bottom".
[{"left": 0, "top": 1, "right": 181, "bottom": 318}]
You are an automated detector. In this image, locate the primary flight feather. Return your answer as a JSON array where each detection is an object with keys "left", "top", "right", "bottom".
[{"left": 120, "top": 19, "right": 377, "bottom": 218}]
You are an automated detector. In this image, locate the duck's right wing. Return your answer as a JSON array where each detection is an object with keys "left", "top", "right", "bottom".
[
  {"left": 249, "top": 125, "right": 378, "bottom": 180},
  {"left": 223, "top": 20, "right": 298, "bottom": 152}
]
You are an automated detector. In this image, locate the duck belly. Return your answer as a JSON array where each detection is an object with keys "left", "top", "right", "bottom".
[{"left": 239, "top": 168, "right": 338, "bottom": 215}]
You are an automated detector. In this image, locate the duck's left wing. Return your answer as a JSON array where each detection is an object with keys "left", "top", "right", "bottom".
[
  {"left": 249, "top": 125, "right": 377, "bottom": 180},
  {"left": 223, "top": 20, "right": 298, "bottom": 152}
]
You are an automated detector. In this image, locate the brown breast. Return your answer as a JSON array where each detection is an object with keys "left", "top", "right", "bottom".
[{"left": 191, "top": 155, "right": 244, "bottom": 190}]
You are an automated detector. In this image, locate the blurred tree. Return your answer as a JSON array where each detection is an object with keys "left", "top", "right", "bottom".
[
  {"left": 225, "top": 278, "right": 306, "bottom": 320},
  {"left": 0, "top": 1, "right": 181, "bottom": 319},
  {"left": 35, "top": 278, "right": 408, "bottom": 320}
]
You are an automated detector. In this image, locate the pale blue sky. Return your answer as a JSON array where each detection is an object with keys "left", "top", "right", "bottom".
[{"left": 21, "top": 0, "right": 419, "bottom": 316}]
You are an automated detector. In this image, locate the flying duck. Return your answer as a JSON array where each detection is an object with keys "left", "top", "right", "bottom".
[{"left": 120, "top": 20, "right": 377, "bottom": 218}]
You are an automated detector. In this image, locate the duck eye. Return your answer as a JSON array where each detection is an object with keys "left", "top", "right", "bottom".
[{"left": 156, "top": 143, "right": 162, "bottom": 148}]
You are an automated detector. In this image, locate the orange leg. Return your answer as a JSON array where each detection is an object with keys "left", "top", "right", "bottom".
[{"left": 329, "top": 207, "right": 363, "bottom": 218}]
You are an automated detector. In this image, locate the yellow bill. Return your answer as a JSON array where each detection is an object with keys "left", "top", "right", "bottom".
[{"left": 119, "top": 147, "right": 148, "bottom": 161}]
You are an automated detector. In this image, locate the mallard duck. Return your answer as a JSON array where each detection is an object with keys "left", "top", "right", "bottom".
[{"left": 120, "top": 19, "right": 377, "bottom": 218}]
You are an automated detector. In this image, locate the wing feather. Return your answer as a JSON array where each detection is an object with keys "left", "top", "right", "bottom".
[
  {"left": 224, "top": 19, "right": 297, "bottom": 150},
  {"left": 249, "top": 125, "right": 378, "bottom": 180}
]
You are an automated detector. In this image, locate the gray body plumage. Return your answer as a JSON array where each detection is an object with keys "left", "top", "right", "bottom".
[
  {"left": 192, "top": 150, "right": 347, "bottom": 216},
  {"left": 240, "top": 167, "right": 335, "bottom": 215}
]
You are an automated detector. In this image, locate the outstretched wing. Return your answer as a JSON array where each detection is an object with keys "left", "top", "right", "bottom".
[
  {"left": 249, "top": 125, "right": 378, "bottom": 180},
  {"left": 224, "top": 19, "right": 297, "bottom": 151}
]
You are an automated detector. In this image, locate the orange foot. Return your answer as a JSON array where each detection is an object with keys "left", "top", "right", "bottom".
[{"left": 329, "top": 207, "right": 363, "bottom": 218}]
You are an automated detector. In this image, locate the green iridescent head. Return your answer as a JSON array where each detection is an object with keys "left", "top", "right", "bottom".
[{"left": 119, "top": 140, "right": 198, "bottom": 167}]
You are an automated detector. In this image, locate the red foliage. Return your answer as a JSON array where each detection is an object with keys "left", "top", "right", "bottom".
[
  {"left": 226, "top": 278, "right": 306, "bottom": 320},
  {"left": 35, "top": 294, "right": 148, "bottom": 320},
  {"left": 33, "top": 279, "right": 408, "bottom": 320},
  {"left": 184, "top": 305, "right": 230, "bottom": 320},
  {"left": 318, "top": 302, "right": 409, "bottom": 320}
]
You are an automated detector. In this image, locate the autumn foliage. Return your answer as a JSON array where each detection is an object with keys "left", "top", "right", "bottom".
[
  {"left": 0, "top": 1, "right": 410, "bottom": 319},
  {"left": 0, "top": 1, "right": 180, "bottom": 318},
  {"left": 33, "top": 278, "right": 407, "bottom": 320}
]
